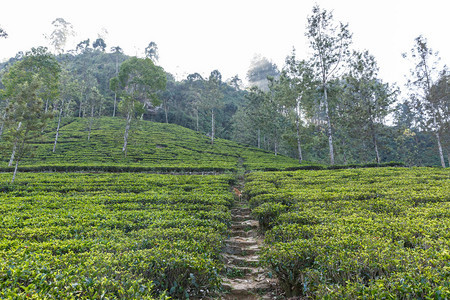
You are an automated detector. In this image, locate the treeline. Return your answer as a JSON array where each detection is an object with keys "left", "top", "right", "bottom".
[{"left": 0, "top": 6, "right": 448, "bottom": 169}]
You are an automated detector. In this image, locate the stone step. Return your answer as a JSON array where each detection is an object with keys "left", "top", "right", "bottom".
[
  {"left": 222, "top": 254, "right": 259, "bottom": 267},
  {"left": 225, "top": 237, "right": 259, "bottom": 247},
  {"left": 224, "top": 244, "right": 260, "bottom": 256},
  {"left": 231, "top": 208, "right": 251, "bottom": 215},
  {"left": 232, "top": 214, "right": 250, "bottom": 222},
  {"left": 230, "top": 229, "right": 258, "bottom": 238},
  {"left": 231, "top": 220, "right": 259, "bottom": 231}
]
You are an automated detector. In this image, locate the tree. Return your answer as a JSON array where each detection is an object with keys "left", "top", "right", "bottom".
[
  {"left": 14, "top": 47, "right": 61, "bottom": 114},
  {"left": 247, "top": 54, "right": 280, "bottom": 92},
  {"left": 203, "top": 70, "right": 224, "bottom": 144},
  {"left": 110, "top": 77, "right": 120, "bottom": 117},
  {"left": 342, "top": 50, "right": 396, "bottom": 163},
  {"left": 53, "top": 70, "right": 80, "bottom": 152},
  {"left": 93, "top": 38, "right": 107, "bottom": 52},
  {"left": 1, "top": 65, "right": 53, "bottom": 183},
  {"left": 186, "top": 73, "right": 205, "bottom": 132},
  {"left": 76, "top": 39, "right": 91, "bottom": 54},
  {"left": 404, "top": 35, "right": 446, "bottom": 167},
  {"left": 278, "top": 51, "right": 315, "bottom": 163},
  {"left": 0, "top": 27, "right": 7, "bottom": 39},
  {"left": 145, "top": 41, "right": 159, "bottom": 63},
  {"left": 46, "top": 18, "right": 75, "bottom": 54},
  {"left": 114, "top": 57, "right": 166, "bottom": 155},
  {"left": 306, "top": 5, "right": 352, "bottom": 165}
]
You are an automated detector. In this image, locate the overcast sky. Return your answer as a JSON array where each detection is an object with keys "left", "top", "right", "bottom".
[{"left": 0, "top": 0, "right": 448, "bottom": 89}]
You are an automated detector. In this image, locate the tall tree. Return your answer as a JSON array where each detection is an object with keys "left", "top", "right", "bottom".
[
  {"left": 281, "top": 51, "right": 315, "bottom": 163},
  {"left": 114, "top": 57, "right": 166, "bottom": 155},
  {"left": 306, "top": 5, "right": 352, "bottom": 165},
  {"left": 93, "top": 38, "right": 107, "bottom": 52},
  {"left": 53, "top": 70, "right": 80, "bottom": 152},
  {"left": 342, "top": 50, "right": 396, "bottom": 163},
  {"left": 247, "top": 54, "right": 280, "bottom": 92},
  {"left": 203, "top": 70, "right": 224, "bottom": 144},
  {"left": 46, "top": 18, "right": 75, "bottom": 54},
  {"left": 404, "top": 35, "right": 446, "bottom": 167},
  {"left": 145, "top": 41, "right": 159, "bottom": 64},
  {"left": 1, "top": 65, "right": 53, "bottom": 183},
  {"left": 186, "top": 73, "right": 204, "bottom": 132},
  {"left": 110, "top": 77, "right": 120, "bottom": 117}
]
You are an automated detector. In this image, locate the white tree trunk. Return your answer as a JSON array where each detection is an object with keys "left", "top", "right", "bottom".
[
  {"left": 8, "top": 122, "right": 22, "bottom": 167},
  {"left": 295, "top": 101, "right": 303, "bottom": 163},
  {"left": 113, "top": 92, "right": 117, "bottom": 117},
  {"left": 211, "top": 108, "right": 215, "bottom": 145},
  {"left": 11, "top": 160, "right": 19, "bottom": 184},
  {"left": 123, "top": 113, "right": 132, "bottom": 156},
  {"left": 88, "top": 105, "right": 94, "bottom": 141},
  {"left": 323, "top": 85, "right": 335, "bottom": 165},
  {"left": 53, "top": 103, "right": 64, "bottom": 152},
  {"left": 164, "top": 100, "right": 169, "bottom": 123}
]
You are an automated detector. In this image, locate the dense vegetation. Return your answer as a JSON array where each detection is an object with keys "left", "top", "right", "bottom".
[
  {"left": 246, "top": 167, "right": 450, "bottom": 298},
  {"left": 0, "top": 117, "right": 303, "bottom": 174},
  {"left": 0, "top": 6, "right": 448, "bottom": 168},
  {"left": 0, "top": 172, "right": 234, "bottom": 299}
]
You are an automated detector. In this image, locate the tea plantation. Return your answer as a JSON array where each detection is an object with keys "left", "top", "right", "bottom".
[
  {"left": 247, "top": 167, "right": 450, "bottom": 298},
  {"left": 1, "top": 118, "right": 449, "bottom": 299}
]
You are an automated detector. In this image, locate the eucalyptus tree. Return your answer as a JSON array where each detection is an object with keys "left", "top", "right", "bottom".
[
  {"left": 306, "top": 5, "right": 352, "bottom": 165},
  {"left": 247, "top": 54, "right": 280, "bottom": 92},
  {"left": 114, "top": 57, "right": 166, "bottom": 155},
  {"left": 404, "top": 35, "right": 446, "bottom": 167},
  {"left": 202, "top": 70, "right": 224, "bottom": 144},
  {"left": 281, "top": 51, "right": 315, "bottom": 162},
  {"left": 110, "top": 77, "right": 120, "bottom": 117},
  {"left": 46, "top": 18, "right": 75, "bottom": 54},
  {"left": 1, "top": 63, "right": 53, "bottom": 183},
  {"left": 186, "top": 73, "right": 205, "bottom": 131},
  {"left": 53, "top": 70, "right": 81, "bottom": 152},
  {"left": 342, "top": 50, "right": 396, "bottom": 163},
  {"left": 16, "top": 47, "right": 61, "bottom": 114},
  {"left": 110, "top": 46, "right": 123, "bottom": 75},
  {"left": 145, "top": 41, "right": 159, "bottom": 63}
]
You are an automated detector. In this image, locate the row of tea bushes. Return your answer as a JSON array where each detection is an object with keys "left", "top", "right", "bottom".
[
  {"left": 0, "top": 117, "right": 304, "bottom": 172},
  {"left": 245, "top": 167, "right": 450, "bottom": 298},
  {"left": 0, "top": 173, "right": 234, "bottom": 299}
]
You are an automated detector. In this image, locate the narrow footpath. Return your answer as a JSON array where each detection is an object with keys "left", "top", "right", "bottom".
[{"left": 220, "top": 190, "right": 277, "bottom": 299}]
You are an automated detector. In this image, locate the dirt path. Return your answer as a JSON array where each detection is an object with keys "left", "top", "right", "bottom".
[{"left": 220, "top": 194, "right": 278, "bottom": 299}]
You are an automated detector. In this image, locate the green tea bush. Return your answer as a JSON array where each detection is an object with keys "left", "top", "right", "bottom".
[{"left": 248, "top": 167, "right": 450, "bottom": 298}]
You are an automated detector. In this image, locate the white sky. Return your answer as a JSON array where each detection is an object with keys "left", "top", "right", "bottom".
[{"left": 0, "top": 0, "right": 448, "bottom": 89}]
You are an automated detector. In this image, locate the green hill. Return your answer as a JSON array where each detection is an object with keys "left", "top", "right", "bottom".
[{"left": 0, "top": 117, "right": 303, "bottom": 172}]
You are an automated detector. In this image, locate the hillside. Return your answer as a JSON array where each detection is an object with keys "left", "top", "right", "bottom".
[{"left": 0, "top": 117, "right": 303, "bottom": 172}]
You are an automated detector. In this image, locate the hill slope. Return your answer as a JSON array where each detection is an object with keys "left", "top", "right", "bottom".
[{"left": 0, "top": 117, "right": 302, "bottom": 172}]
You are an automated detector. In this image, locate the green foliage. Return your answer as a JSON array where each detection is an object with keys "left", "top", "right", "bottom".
[
  {"left": 0, "top": 172, "right": 233, "bottom": 298},
  {"left": 0, "top": 117, "right": 303, "bottom": 172},
  {"left": 249, "top": 167, "right": 450, "bottom": 298}
]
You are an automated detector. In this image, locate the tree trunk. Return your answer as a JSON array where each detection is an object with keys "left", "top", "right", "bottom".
[
  {"left": 323, "top": 85, "right": 335, "bottom": 165},
  {"left": 211, "top": 108, "right": 215, "bottom": 145},
  {"left": 113, "top": 92, "right": 117, "bottom": 117},
  {"left": 8, "top": 122, "right": 22, "bottom": 167},
  {"left": 53, "top": 102, "right": 64, "bottom": 152},
  {"left": 196, "top": 108, "right": 199, "bottom": 132},
  {"left": 436, "top": 130, "right": 445, "bottom": 168},
  {"left": 11, "top": 160, "right": 19, "bottom": 184},
  {"left": 369, "top": 119, "right": 380, "bottom": 164},
  {"left": 164, "top": 100, "right": 169, "bottom": 124},
  {"left": 45, "top": 99, "right": 49, "bottom": 113},
  {"left": 0, "top": 111, "right": 6, "bottom": 140},
  {"left": 274, "top": 141, "right": 278, "bottom": 156},
  {"left": 123, "top": 112, "right": 132, "bottom": 156},
  {"left": 257, "top": 129, "right": 261, "bottom": 149},
  {"left": 295, "top": 101, "right": 303, "bottom": 163},
  {"left": 88, "top": 105, "right": 94, "bottom": 141},
  {"left": 78, "top": 94, "right": 83, "bottom": 117}
]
